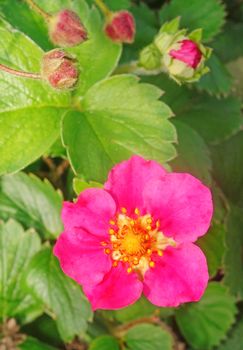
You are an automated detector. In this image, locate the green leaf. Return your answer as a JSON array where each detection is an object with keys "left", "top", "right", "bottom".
[
  {"left": 217, "top": 317, "right": 243, "bottom": 350},
  {"left": 46, "top": 138, "right": 67, "bottom": 158},
  {"left": 25, "top": 247, "right": 92, "bottom": 341},
  {"left": 113, "top": 297, "right": 157, "bottom": 323},
  {"left": 195, "top": 54, "right": 233, "bottom": 96},
  {"left": 90, "top": 335, "right": 120, "bottom": 350},
  {"left": 224, "top": 206, "right": 243, "bottom": 299},
  {"left": 86, "top": 0, "right": 130, "bottom": 11},
  {"left": 63, "top": 75, "right": 177, "bottom": 182},
  {"left": 69, "top": 3, "right": 122, "bottom": 95},
  {"left": 170, "top": 120, "right": 212, "bottom": 186},
  {"left": 142, "top": 74, "right": 241, "bottom": 145},
  {"left": 19, "top": 337, "right": 58, "bottom": 350},
  {"left": 0, "top": 19, "right": 69, "bottom": 175},
  {"left": 179, "top": 94, "right": 242, "bottom": 145},
  {"left": 73, "top": 178, "right": 103, "bottom": 195},
  {"left": 212, "top": 22, "right": 243, "bottom": 63},
  {"left": 197, "top": 223, "right": 226, "bottom": 276},
  {"left": 0, "top": 172, "right": 63, "bottom": 238},
  {"left": 175, "top": 283, "right": 237, "bottom": 350},
  {"left": 0, "top": 220, "right": 42, "bottom": 323},
  {"left": 227, "top": 57, "right": 243, "bottom": 100},
  {"left": 211, "top": 131, "right": 243, "bottom": 207},
  {"left": 124, "top": 324, "right": 173, "bottom": 350},
  {"left": 0, "top": 0, "right": 51, "bottom": 50},
  {"left": 159, "top": 0, "right": 226, "bottom": 42}
]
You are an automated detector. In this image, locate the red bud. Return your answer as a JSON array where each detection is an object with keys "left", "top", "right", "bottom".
[
  {"left": 49, "top": 9, "right": 87, "bottom": 47},
  {"left": 41, "top": 49, "right": 79, "bottom": 90},
  {"left": 104, "top": 11, "right": 135, "bottom": 44}
]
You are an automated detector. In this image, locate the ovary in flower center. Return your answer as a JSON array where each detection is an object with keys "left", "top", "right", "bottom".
[{"left": 101, "top": 207, "right": 177, "bottom": 276}]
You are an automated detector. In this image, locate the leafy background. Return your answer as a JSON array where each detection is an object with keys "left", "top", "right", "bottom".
[{"left": 0, "top": 0, "right": 243, "bottom": 349}]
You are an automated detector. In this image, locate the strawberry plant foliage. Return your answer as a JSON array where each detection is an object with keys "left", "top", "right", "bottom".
[
  {"left": 0, "top": 0, "right": 243, "bottom": 349},
  {"left": 0, "top": 220, "right": 42, "bottom": 324}
]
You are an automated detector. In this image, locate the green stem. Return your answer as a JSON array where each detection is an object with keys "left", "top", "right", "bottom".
[
  {"left": 114, "top": 61, "right": 164, "bottom": 76},
  {"left": 25, "top": 0, "right": 51, "bottom": 22},
  {"left": 0, "top": 63, "right": 41, "bottom": 80},
  {"left": 94, "top": 0, "right": 112, "bottom": 17}
]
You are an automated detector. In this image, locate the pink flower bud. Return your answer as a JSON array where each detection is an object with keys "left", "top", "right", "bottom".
[
  {"left": 49, "top": 9, "right": 87, "bottom": 47},
  {"left": 169, "top": 39, "right": 202, "bottom": 69},
  {"left": 41, "top": 49, "right": 79, "bottom": 90},
  {"left": 105, "top": 11, "right": 135, "bottom": 44}
]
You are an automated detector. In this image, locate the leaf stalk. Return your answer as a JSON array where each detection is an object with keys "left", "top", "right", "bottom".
[{"left": 0, "top": 63, "right": 41, "bottom": 80}]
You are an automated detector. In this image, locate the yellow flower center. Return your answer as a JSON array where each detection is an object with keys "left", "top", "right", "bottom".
[{"left": 101, "top": 207, "right": 177, "bottom": 276}]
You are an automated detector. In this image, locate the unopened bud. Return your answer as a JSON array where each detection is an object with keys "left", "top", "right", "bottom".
[
  {"left": 154, "top": 19, "right": 211, "bottom": 83},
  {"left": 139, "top": 43, "right": 161, "bottom": 71},
  {"left": 49, "top": 9, "right": 87, "bottom": 47},
  {"left": 41, "top": 49, "right": 79, "bottom": 90},
  {"left": 105, "top": 11, "right": 135, "bottom": 44}
]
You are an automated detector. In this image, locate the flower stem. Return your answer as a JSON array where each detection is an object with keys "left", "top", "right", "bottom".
[
  {"left": 94, "top": 0, "right": 112, "bottom": 17},
  {"left": 114, "top": 61, "right": 164, "bottom": 76},
  {"left": 25, "top": 0, "right": 51, "bottom": 22},
  {"left": 0, "top": 63, "right": 41, "bottom": 80}
]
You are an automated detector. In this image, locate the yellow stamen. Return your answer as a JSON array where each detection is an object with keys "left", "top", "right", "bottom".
[
  {"left": 109, "top": 229, "right": 115, "bottom": 235},
  {"left": 134, "top": 208, "right": 140, "bottom": 215},
  {"left": 121, "top": 207, "right": 127, "bottom": 214},
  {"left": 144, "top": 234, "right": 150, "bottom": 241},
  {"left": 149, "top": 261, "right": 155, "bottom": 268},
  {"left": 133, "top": 257, "right": 139, "bottom": 265},
  {"left": 127, "top": 267, "right": 132, "bottom": 273},
  {"left": 105, "top": 248, "right": 111, "bottom": 254},
  {"left": 158, "top": 250, "right": 163, "bottom": 257}
]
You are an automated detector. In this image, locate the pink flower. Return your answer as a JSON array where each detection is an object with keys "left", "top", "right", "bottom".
[
  {"left": 170, "top": 39, "right": 202, "bottom": 68},
  {"left": 49, "top": 9, "right": 87, "bottom": 47},
  {"left": 104, "top": 11, "right": 135, "bottom": 44},
  {"left": 54, "top": 156, "right": 213, "bottom": 310}
]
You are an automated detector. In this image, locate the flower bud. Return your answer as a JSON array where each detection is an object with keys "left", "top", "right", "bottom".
[
  {"left": 41, "top": 49, "right": 79, "bottom": 90},
  {"left": 49, "top": 9, "right": 87, "bottom": 47},
  {"left": 104, "top": 11, "right": 135, "bottom": 44},
  {"left": 153, "top": 18, "right": 211, "bottom": 83},
  {"left": 139, "top": 44, "right": 161, "bottom": 71}
]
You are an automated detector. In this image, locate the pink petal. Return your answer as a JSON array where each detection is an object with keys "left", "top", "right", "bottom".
[
  {"left": 104, "top": 155, "right": 167, "bottom": 214},
  {"left": 143, "top": 243, "right": 209, "bottom": 307},
  {"left": 170, "top": 40, "right": 202, "bottom": 69},
  {"left": 54, "top": 228, "right": 112, "bottom": 286},
  {"left": 84, "top": 264, "right": 143, "bottom": 310},
  {"left": 143, "top": 173, "right": 213, "bottom": 242},
  {"left": 62, "top": 188, "right": 117, "bottom": 238}
]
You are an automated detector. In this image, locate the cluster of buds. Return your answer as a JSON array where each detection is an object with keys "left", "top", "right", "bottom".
[
  {"left": 1, "top": 0, "right": 136, "bottom": 91},
  {"left": 139, "top": 18, "right": 212, "bottom": 84}
]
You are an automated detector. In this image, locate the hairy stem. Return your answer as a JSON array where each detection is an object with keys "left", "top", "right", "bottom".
[
  {"left": 94, "top": 0, "right": 112, "bottom": 17},
  {"left": 25, "top": 0, "right": 51, "bottom": 21},
  {"left": 0, "top": 63, "right": 41, "bottom": 80}
]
